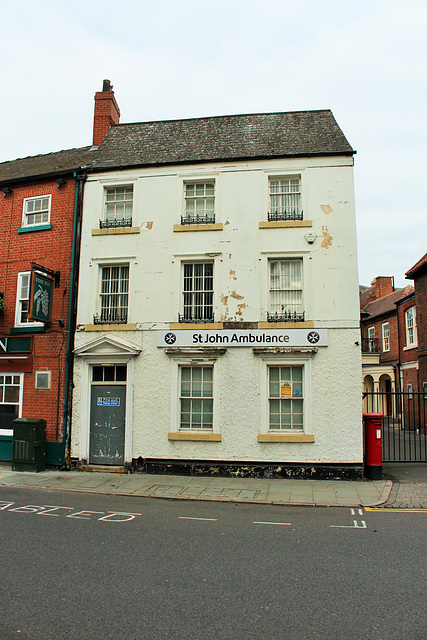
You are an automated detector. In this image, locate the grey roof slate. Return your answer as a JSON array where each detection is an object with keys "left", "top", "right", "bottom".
[
  {"left": 0, "top": 146, "right": 94, "bottom": 185},
  {"left": 88, "top": 110, "right": 354, "bottom": 170}
]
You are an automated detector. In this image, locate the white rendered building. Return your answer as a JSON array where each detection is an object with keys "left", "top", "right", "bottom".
[{"left": 71, "top": 101, "right": 362, "bottom": 478}]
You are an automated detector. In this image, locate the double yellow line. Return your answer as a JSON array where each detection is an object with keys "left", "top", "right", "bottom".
[{"left": 365, "top": 507, "right": 427, "bottom": 513}]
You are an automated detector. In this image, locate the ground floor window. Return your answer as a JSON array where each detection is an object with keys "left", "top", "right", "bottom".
[
  {"left": 0, "top": 374, "right": 22, "bottom": 431},
  {"left": 268, "top": 365, "right": 303, "bottom": 430},
  {"left": 180, "top": 365, "right": 213, "bottom": 430}
]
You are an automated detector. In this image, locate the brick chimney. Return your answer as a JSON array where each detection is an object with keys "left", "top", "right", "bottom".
[
  {"left": 370, "top": 276, "right": 394, "bottom": 299},
  {"left": 92, "top": 79, "right": 120, "bottom": 147}
]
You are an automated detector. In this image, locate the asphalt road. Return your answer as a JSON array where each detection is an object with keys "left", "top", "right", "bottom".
[{"left": 1, "top": 487, "right": 426, "bottom": 640}]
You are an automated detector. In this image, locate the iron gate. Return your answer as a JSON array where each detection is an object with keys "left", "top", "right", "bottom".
[{"left": 363, "top": 391, "right": 427, "bottom": 462}]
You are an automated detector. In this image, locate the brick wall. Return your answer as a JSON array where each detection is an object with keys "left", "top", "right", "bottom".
[{"left": 0, "top": 179, "right": 76, "bottom": 441}]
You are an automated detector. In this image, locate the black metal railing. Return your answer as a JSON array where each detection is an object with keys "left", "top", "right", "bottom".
[
  {"left": 178, "top": 313, "right": 215, "bottom": 324},
  {"left": 363, "top": 391, "right": 427, "bottom": 462},
  {"left": 362, "top": 338, "right": 381, "bottom": 353},
  {"left": 99, "top": 218, "right": 132, "bottom": 229},
  {"left": 93, "top": 312, "right": 128, "bottom": 325},
  {"left": 180, "top": 214, "right": 216, "bottom": 225},
  {"left": 268, "top": 209, "right": 303, "bottom": 222},
  {"left": 267, "top": 311, "right": 305, "bottom": 323}
]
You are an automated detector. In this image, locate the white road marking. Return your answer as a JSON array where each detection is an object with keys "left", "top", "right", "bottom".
[
  {"left": 330, "top": 520, "right": 367, "bottom": 529},
  {"left": 178, "top": 516, "right": 218, "bottom": 521},
  {"left": 253, "top": 521, "right": 292, "bottom": 526}
]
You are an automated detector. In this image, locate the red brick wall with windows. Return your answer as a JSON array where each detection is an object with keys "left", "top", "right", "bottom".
[
  {"left": 0, "top": 179, "right": 76, "bottom": 442},
  {"left": 364, "top": 314, "right": 399, "bottom": 363},
  {"left": 412, "top": 271, "right": 427, "bottom": 388},
  {"left": 397, "top": 296, "right": 418, "bottom": 372}
]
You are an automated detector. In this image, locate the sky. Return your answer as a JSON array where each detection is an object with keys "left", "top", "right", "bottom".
[{"left": 0, "top": 0, "right": 425, "bottom": 288}]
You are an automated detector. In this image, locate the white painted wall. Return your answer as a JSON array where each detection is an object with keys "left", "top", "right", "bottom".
[{"left": 72, "top": 155, "right": 363, "bottom": 465}]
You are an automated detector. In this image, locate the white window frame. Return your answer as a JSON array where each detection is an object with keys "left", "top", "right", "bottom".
[
  {"left": 102, "top": 185, "right": 134, "bottom": 228},
  {"left": 14, "top": 272, "right": 44, "bottom": 328},
  {"left": 180, "top": 260, "right": 214, "bottom": 323},
  {"left": 382, "top": 322, "right": 390, "bottom": 352},
  {"left": 405, "top": 307, "right": 417, "bottom": 347},
  {"left": 183, "top": 180, "right": 215, "bottom": 224},
  {"left": 367, "top": 326, "right": 376, "bottom": 352},
  {"left": 268, "top": 258, "right": 304, "bottom": 322},
  {"left": 259, "top": 356, "right": 311, "bottom": 435},
  {"left": 0, "top": 373, "right": 23, "bottom": 435},
  {"left": 268, "top": 175, "right": 302, "bottom": 221},
  {"left": 35, "top": 371, "right": 51, "bottom": 390},
  {"left": 22, "top": 195, "right": 51, "bottom": 228},
  {"left": 94, "top": 264, "right": 130, "bottom": 325},
  {"left": 169, "top": 357, "right": 220, "bottom": 434}
]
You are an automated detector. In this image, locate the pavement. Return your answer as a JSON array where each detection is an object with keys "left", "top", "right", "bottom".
[{"left": 1, "top": 462, "right": 426, "bottom": 508}]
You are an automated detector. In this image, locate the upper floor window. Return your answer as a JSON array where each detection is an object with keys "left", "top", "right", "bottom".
[
  {"left": 382, "top": 322, "right": 390, "bottom": 352},
  {"left": 14, "top": 272, "right": 43, "bottom": 328},
  {"left": 22, "top": 195, "right": 51, "bottom": 227},
  {"left": 268, "top": 259, "right": 304, "bottom": 322},
  {"left": 268, "top": 178, "right": 302, "bottom": 221},
  {"left": 101, "top": 186, "right": 133, "bottom": 229},
  {"left": 405, "top": 307, "right": 417, "bottom": 347},
  {"left": 182, "top": 182, "right": 215, "bottom": 225},
  {"left": 179, "top": 262, "right": 214, "bottom": 323},
  {"left": 93, "top": 265, "right": 129, "bottom": 325}
]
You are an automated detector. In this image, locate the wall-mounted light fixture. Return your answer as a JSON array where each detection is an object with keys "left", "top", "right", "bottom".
[
  {"left": 2, "top": 187, "right": 12, "bottom": 198},
  {"left": 56, "top": 178, "right": 67, "bottom": 189}
]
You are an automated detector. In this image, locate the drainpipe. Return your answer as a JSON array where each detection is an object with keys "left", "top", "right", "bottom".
[{"left": 62, "top": 170, "right": 87, "bottom": 466}]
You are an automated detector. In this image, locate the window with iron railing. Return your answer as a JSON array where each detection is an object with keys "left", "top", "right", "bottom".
[
  {"left": 179, "top": 262, "right": 214, "bottom": 323},
  {"left": 93, "top": 265, "right": 129, "bottom": 325},
  {"left": 268, "top": 178, "right": 302, "bottom": 221},
  {"left": 268, "top": 259, "right": 304, "bottom": 322},
  {"left": 100, "top": 186, "right": 133, "bottom": 229},
  {"left": 182, "top": 182, "right": 215, "bottom": 225}
]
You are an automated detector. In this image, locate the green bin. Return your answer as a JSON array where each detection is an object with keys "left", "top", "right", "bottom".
[{"left": 12, "top": 418, "right": 46, "bottom": 472}]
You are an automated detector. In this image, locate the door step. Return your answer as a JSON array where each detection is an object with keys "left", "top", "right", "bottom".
[{"left": 78, "top": 464, "right": 126, "bottom": 474}]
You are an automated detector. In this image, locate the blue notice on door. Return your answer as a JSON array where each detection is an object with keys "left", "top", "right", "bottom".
[{"left": 97, "top": 397, "right": 120, "bottom": 406}]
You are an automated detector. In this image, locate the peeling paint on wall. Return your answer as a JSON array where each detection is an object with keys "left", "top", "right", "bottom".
[
  {"left": 230, "top": 291, "right": 244, "bottom": 300},
  {"left": 320, "top": 205, "right": 333, "bottom": 215},
  {"left": 145, "top": 221, "right": 153, "bottom": 229},
  {"left": 221, "top": 294, "right": 229, "bottom": 306},
  {"left": 236, "top": 303, "right": 246, "bottom": 316},
  {"left": 321, "top": 226, "right": 333, "bottom": 249},
  {"left": 229, "top": 270, "right": 237, "bottom": 280}
]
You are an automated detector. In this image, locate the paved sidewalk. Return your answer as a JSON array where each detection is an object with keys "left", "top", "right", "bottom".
[
  {"left": 381, "top": 463, "right": 427, "bottom": 509},
  {"left": 0, "top": 464, "right": 392, "bottom": 507}
]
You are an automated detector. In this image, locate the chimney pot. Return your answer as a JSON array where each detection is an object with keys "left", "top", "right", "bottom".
[{"left": 102, "top": 79, "right": 111, "bottom": 92}]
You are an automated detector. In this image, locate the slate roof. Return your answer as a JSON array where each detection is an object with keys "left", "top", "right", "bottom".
[
  {"left": 406, "top": 253, "right": 427, "bottom": 279},
  {"left": 88, "top": 110, "right": 354, "bottom": 170},
  {"left": 362, "top": 286, "right": 414, "bottom": 320},
  {"left": 0, "top": 146, "right": 94, "bottom": 185}
]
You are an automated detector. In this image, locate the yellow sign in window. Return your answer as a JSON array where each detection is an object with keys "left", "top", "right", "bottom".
[{"left": 281, "top": 383, "right": 291, "bottom": 397}]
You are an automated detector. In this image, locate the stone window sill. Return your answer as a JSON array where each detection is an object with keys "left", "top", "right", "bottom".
[
  {"left": 92, "top": 227, "right": 140, "bottom": 236},
  {"left": 168, "top": 432, "right": 222, "bottom": 441},
  {"left": 258, "top": 434, "right": 314, "bottom": 443},
  {"left": 83, "top": 323, "right": 136, "bottom": 331},
  {"left": 259, "top": 221, "right": 312, "bottom": 229},
  {"left": 173, "top": 223, "right": 223, "bottom": 232}
]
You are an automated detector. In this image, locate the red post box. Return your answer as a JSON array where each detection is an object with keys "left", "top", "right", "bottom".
[{"left": 363, "top": 413, "right": 383, "bottom": 480}]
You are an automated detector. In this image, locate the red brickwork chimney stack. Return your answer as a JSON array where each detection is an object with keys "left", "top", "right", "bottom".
[
  {"left": 92, "top": 79, "right": 120, "bottom": 147},
  {"left": 370, "top": 276, "right": 394, "bottom": 300}
]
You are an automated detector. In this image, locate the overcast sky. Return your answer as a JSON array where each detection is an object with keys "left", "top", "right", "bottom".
[{"left": 1, "top": 0, "right": 425, "bottom": 287}]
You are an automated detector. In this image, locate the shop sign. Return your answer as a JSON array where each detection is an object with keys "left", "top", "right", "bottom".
[
  {"left": 0, "top": 336, "right": 32, "bottom": 354},
  {"left": 29, "top": 273, "right": 53, "bottom": 323},
  {"left": 157, "top": 329, "right": 328, "bottom": 348}
]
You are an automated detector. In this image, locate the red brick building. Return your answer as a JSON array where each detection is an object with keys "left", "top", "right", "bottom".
[
  {"left": 405, "top": 253, "right": 427, "bottom": 394},
  {"left": 0, "top": 80, "right": 120, "bottom": 464}
]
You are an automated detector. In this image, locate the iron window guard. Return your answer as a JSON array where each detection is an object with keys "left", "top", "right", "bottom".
[
  {"left": 267, "top": 311, "right": 305, "bottom": 323},
  {"left": 178, "top": 313, "right": 215, "bottom": 324},
  {"left": 93, "top": 313, "right": 128, "bottom": 325},
  {"left": 180, "top": 214, "right": 216, "bottom": 225},
  {"left": 99, "top": 218, "right": 133, "bottom": 229},
  {"left": 268, "top": 209, "right": 303, "bottom": 222}
]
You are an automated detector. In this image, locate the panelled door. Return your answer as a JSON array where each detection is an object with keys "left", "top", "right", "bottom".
[{"left": 89, "top": 365, "right": 127, "bottom": 465}]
